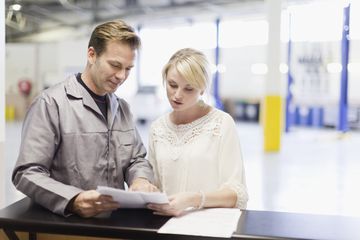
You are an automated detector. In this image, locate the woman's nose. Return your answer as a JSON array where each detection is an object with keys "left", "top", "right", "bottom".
[{"left": 174, "top": 89, "right": 182, "bottom": 99}]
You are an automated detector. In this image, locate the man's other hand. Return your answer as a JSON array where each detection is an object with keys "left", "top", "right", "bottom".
[{"left": 129, "top": 178, "right": 158, "bottom": 192}]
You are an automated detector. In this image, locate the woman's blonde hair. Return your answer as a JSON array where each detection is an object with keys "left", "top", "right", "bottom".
[{"left": 162, "top": 48, "right": 210, "bottom": 91}]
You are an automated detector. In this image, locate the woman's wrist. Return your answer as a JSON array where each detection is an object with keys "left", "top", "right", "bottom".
[
  {"left": 187, "top": 192, "right": 199, "bottom": 209},
  {"left": 189, "top": 191, "right": 205, "bottom": 209},
  {"left": 197, "top": 191, "right": 205, "bottom": 209}
]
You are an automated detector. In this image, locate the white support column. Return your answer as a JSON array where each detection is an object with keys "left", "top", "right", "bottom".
[
  {"left": 263, "top": 0, "right": 283, "bottom": 152},
  {"left": 0, "top": 0, "right": 6, "bottom": 207}
]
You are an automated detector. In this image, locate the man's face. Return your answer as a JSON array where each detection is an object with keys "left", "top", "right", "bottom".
[{"left": 88, "top": 41, "right": 135, "bottom": 95}]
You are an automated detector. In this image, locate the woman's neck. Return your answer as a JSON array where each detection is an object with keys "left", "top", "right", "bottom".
[{"left": 170, "top": 102, "right": 211, "bottom": 125}]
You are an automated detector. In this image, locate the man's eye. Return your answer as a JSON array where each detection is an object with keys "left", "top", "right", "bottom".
[{"left": 111, "top": 63, "right": 121, "bottom": 68}]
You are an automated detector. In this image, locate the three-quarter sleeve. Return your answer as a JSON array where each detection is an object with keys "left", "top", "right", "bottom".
[
  {"left": 148, "top": 125, "right": 162, "bottom": 190},
  {"left": 218, "top": 114, "right": 249, "bottom": 209}
]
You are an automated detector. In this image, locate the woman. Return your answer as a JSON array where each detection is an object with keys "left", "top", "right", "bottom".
[{"left": 147, "top": 48, "right": 248, "bottom": 216}]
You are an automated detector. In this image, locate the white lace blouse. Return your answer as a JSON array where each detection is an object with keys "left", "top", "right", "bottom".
[{"left": 148, "top": 108, "right": 248, "bottom": 209}]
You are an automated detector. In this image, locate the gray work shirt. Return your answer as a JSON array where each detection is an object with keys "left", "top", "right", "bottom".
[{"left": 12, "top": 75, "right": 154, "bottom": 216}]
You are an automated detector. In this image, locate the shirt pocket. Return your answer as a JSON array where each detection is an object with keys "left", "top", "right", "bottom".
[
  {"left": 111, "top": 129, "right": 135, "bottom": 168},
  {"left": 60, "top": 132, "right": 108, "bottom": 189}
]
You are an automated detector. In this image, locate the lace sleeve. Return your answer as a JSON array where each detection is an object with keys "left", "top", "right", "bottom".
[
  {"left": 148, "top": 124, "right": 163, "bottom": 191},
  {"left": 218, "top": 114, "right": 249, "bottom": 209}
]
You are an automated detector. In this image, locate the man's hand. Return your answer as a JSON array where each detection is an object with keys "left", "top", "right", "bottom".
[
  {"left": 129, "top": 178, "right": 158, "bottom": 192},
  {"left": 69, "top": 190, "right": 120, "bottom": 218}
]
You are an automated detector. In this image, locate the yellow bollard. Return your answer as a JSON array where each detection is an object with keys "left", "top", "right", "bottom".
[
  {"left": 263, "top": 95, "right": 282, "bottom": 152},
  {"left": 5, "top": 105, "right": 15, "bottom": 121}
]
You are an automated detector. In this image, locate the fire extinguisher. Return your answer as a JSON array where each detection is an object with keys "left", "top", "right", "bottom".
[{"left": 18, "top": 79, "right": 32, "bottom": 97}]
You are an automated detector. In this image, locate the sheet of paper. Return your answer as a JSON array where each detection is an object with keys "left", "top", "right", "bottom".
[
  {"left": 96, "top": 186, "right": 169, "bottom": 208},
  {"left": 158, "top": 208, "right": 241, "bottom": 238}
]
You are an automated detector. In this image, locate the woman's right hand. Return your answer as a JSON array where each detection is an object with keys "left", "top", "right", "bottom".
[{"left": 147, "top": 192, "right": 201, "bottom": 217}]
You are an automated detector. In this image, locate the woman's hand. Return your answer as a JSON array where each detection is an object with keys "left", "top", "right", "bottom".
[{"left": 147, "top": 192, "right": 201, "bottom": 217}]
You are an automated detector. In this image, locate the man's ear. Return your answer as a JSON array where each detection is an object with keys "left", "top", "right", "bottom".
[{"left": 87, "top": 47, "right": 96, "bottom": 64}]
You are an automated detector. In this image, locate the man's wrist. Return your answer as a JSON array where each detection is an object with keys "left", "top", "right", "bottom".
[{"left": 65, "top": 194, "right": 78, "bottom": 215}]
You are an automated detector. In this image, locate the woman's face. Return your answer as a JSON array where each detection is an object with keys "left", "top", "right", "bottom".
[{"left": 165, "top": 66, "right": 203, "bottom": 112}]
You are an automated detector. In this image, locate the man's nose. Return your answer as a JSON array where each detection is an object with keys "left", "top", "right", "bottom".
[{"left": 115, "top": 69, "right": 126, "bottom": 81}]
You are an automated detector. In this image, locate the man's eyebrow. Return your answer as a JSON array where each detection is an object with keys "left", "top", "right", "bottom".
[
  {"left": 109, "top": 61, "right": 134, "bottom": 69},
  {"left": 109, "top": 60, "right": 122, "bottom": 66}
]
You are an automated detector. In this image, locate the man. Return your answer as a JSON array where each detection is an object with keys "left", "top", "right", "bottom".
[{"left": 12, "top": 19, "right": 157, "bottom": 218}]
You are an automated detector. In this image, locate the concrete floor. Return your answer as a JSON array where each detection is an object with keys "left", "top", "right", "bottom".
[{"left": 2, "top": 120, "right": 360, "bottom": 217}]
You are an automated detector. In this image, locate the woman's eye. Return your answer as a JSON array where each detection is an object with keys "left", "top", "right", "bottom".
[{"left": 185, "top": 88, "right": 194, "bottom": 92}]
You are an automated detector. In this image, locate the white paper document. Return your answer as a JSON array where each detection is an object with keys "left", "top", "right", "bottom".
[
  {"left": 158, "top": 208, "right": 241, "bottom": 238},
  {"left": 96, "top": 186, "right": 169, "bottom": 208}
]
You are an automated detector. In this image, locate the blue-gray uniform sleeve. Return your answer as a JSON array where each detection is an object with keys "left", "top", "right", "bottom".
[
  {"left": 125, "top": 125, "right": 155, "bottom": 186},
  {"left": 119, "top": 100, "right": 154, "bottom": 186},
  {"left": 12, "top": 94, "right": 82, "bottom": 216}
]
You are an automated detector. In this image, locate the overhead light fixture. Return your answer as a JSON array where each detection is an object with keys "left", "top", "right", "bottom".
[
  {"left": 6, "top": 6, "right": 26, "bottom": 31},
  {"left": 326, "top": 63, "right": 342, "bottom": 73},
  {"left": 280, "top": 63, "right": 289, "bottom": 74},
  {"left": 10, "top": 4, "right": 22, "bottom": 11}
]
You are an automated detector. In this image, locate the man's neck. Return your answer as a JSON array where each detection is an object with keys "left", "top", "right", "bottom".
[{"left": 81, "top": 71, "right": 106, "bottom": 96}]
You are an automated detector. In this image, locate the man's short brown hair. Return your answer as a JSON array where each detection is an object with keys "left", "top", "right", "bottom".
[{"left": 88, "top": 19, "right": 141, "bottom": 56}]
